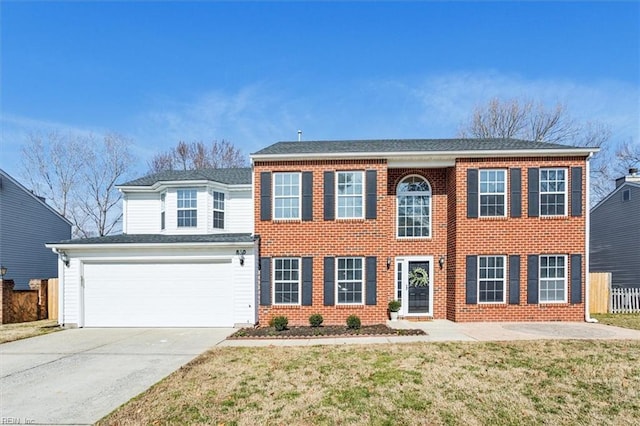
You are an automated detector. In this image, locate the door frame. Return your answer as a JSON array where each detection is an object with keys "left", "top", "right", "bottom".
[{"left": 395, "top": 256, "right": 434, "bottom": 317}]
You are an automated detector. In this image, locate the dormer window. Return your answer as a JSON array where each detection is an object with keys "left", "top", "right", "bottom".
[
  {"left": 177, "top": 189, "right": 197, "bottom": 227},
  {"left": 213, "top": 191, "right": 225, "bottom": 229}
]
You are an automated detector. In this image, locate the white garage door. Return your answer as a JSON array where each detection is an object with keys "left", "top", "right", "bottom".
[{"left": 83, "top": 261, "right": 233, "bottom": 327}]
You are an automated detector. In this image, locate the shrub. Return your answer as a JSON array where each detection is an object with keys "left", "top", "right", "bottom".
[
  {"left": 346, "top": 315, "right": 361, "bottom": 330},
  {"left": 309, "top": 313, "right": 324, "bottom": 327},
  {"left": 388, "top": 300, "right": 401, "bottom": 312},
  {"left": 269, "top": 315, "right": 288, "bottom": 331}
]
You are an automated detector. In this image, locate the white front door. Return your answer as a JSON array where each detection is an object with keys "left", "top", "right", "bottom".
[{"left": 395, "top": 256, "right": 433, "bottom": 317}]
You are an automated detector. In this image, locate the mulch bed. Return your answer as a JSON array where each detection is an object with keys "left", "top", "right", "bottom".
[{"left": 228, "top": 324, "right": 427, "bottom": 339}]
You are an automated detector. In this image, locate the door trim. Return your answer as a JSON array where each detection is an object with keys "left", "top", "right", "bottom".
[{"left": 395, "top": 256, "right": 434, "bottom": 317}]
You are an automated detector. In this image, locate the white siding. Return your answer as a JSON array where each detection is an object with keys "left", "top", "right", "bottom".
[
  {"left": 60, "top": 257, "right": 81, "bottom": 326},
  {"left": 122, "top": 186, "right": 253, "bottom": 235},
  {"left": 227, "top": 190, "right": 254, "bottom": 233},
  {"left": 123, "top": 192, "right": 161, "bottom": 234},
  {"left": 232, "top": 252, "right": 257, "bottom": 326}
]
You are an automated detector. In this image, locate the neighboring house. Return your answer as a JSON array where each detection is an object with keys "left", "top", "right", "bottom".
[
  {"left": 590, "top": 168, "right": 640, "bottom": 289},
  {"left": 252, "top": 138, "right": 596, "bottom": 325},
  {"left": 0, "top": 169, "right": 72, "bottom": 289},
  {"left": 46, "top": 168, "right": 256, "bottom": 327}
]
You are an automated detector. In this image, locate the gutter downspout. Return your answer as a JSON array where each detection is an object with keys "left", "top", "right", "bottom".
[{"left": 585, "top": 153, "right": 598, "bottom": 323}]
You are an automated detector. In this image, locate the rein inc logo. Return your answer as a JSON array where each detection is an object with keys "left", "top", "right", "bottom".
[{"left": 1, "top": 418, "right": 35, "bottom": 424}]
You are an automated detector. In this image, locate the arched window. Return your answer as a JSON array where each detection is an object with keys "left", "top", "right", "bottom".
[{"left": 397, "top": 175, "right": 431, "bottom": 238}]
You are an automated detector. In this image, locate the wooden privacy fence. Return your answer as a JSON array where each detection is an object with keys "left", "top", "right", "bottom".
[
  {"left": 48, "top": 278, "right": 59, "bottom": 320},
  {"left": 589, "top": 273, "right": 611, "bottom": 314},
  {"left": 611, "top": 287, "right": 640, "bottom": 314}
]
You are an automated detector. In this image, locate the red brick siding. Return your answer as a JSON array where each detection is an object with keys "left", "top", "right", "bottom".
[{"left": 254, "top": 155, "right": 588, "bottom": 325}]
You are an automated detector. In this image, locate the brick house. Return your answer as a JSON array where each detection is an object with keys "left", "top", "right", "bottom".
[{"left": 252, "top": 138, "right": 597, "bottom": 325}]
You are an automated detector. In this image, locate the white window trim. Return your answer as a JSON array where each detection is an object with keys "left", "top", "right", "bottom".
[
  {"left": 177, "top": 188, "right": 198, "bottom": 228},
  {"left": 272, "top": 258, "right": 302, "bottom": 306},
  {"left": 273, "top": 172, "right": 302, "bottom": 221},
  {"left": 477, "top": 255, "right": 507, "bottom": 304},
  {"left": 396, "top": 174, "right": 432, "bottom": 239},
  {"left": 479, "top": 169, "right": 507, "bottom": 218},
  {"left": 335, "top": 257, "right": 365, "bottom": 305},
  {"left": 212, "top": 190, "right": 225, "bottom": 230},
  {"left": 336, "top": 171, "right": 365, "bottom": 220},
  {"left": 539, "top": 254, "right": 568, "bottom": 303},
  {"left": 539, "top": 168, "right": 568, "bottom": 217}
]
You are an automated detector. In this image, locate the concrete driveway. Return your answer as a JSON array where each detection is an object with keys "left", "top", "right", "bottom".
[{"left": 0, "top": 327, "right": 234, "bottom": 425}]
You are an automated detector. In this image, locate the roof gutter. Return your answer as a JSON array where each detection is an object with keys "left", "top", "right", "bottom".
[
  {"left": 45, "top": 241, "right": 254, "bottom": 250},
  {"left": 250, "top": 148, "right": 598, "bottom": 162}
]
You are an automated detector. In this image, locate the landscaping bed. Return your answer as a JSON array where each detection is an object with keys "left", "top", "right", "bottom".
[{"left": 228, "top": 324, "right": 426, "bottom": 339}]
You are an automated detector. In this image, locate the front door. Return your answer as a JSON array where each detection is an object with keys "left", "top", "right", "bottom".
[{"left": 396, "top": 257, "right": 433, "bottom": 316}]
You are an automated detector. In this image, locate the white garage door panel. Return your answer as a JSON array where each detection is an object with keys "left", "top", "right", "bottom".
[{"left": 83, "top": 262, "right": 233, "bottom": 327}]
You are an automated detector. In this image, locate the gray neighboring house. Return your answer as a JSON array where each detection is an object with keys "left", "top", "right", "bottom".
[
  {"left": 0, "top": 169, "right": 72, "bottom": 289},
  {"left": 590, "top": 168, "right": 640, "bottom": 289}
]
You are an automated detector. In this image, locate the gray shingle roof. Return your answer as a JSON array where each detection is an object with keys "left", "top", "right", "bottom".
[
  {"left": 119, "top": 167, "right": 251, "bottom": 187},
  {"left": 251, "top": 138, "right": 581, "bottom": 156},
  {"left": 49, "top": 233, "right": 254, "bottom": 245}
]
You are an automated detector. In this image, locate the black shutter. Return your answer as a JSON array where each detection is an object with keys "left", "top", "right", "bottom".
[
  {"left": 509, "top": 255, "right": 520, "bottom": 305},
  {"left": 571, "top": 254, "right": 582, "bottom": 304},
  {"left": 323, "top": 257, "right": 335, "bottom": 306},
  {"left": 527, "top": 255, "right": 539, "bottom": 304},
  {"left": 302, "top": 172, "right": 313, "bottom": 221},
  {"left": 467, "top": 169, "right": 479, "bottom": 218},
  {"left": 324, "top": 171, "right": 335, "bottom": 221},
  {"left": 260, "top": 172, "right": 272, "bottom": 221},
  {"left": 571, "top": 167, "right": 583, "bottom": 217},
  {"left": 466, "top": 255, "right": 478, "bottom": 304},
  {"left": 528, "top": 168, "right": 539, "bottom": 217},
  {"left": 365, "top": 257, "right": 377, "bottom": 305},
  {"left": 302, "top": 257, "right": 313, "bottom": 306},
  {"left": 365, "top": 170, "right": 377, "bottom": 220},
  {"left": 259, "top": 257, "right": 271, "bottom": 306},
  {"left": 510, "top": 168, "right": 522, "bottom": 218}
]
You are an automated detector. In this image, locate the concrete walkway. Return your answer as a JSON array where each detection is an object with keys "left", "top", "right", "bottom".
[
  {"left": 219, "top": 320, "right": 640, "bottom": 347},
  {"left": 0, "top": 328, "right": 234, "bottom": 426}
]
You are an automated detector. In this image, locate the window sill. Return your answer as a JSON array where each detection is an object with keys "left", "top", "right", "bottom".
[
  {"left": 273, "top": 218, "right": 302, "bottom": 223},
  {"left": 335, "top": 218, "right": 366, "bottom": 222},
  {"left": 539, "top": 215, "right": 569, "bottom": 220},
  {"left": 477, "top": 216, "right": 508, "bottom": 220},
  {"left": 397, "top": 236, "right": 432, "bottom": 241},
  {"left": 335, "top": 304, "right": 365, "bottom": 309},
  {"left": 272, "top": 304, "right": 302, "bottom": 309}
]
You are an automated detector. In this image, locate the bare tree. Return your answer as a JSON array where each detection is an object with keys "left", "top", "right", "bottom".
[
  {"left": 148, "top": 139, "right": 247, "bottom": 173},
  {"left": 21, "top": 132, "right": 135, "bottom": 237},
  {"left": 458, "top": 98, "right": 616, "bottom": 204}
]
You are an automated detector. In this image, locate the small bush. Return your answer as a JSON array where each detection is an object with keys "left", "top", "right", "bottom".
[
  {"left": 388, "top": 300, "right": 401, "bottom": 312},
  {"left": 309, "top": 313, "right": 324, "bottom": 327},
  {"left": 269, "top": 316, "right": 289, "bottom": 331},
  {"left": 346, "top": 315, "right": 361, "bottom": 330}
]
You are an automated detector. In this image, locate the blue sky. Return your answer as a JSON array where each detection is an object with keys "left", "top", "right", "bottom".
[{"left": 1, "top": 1, "right": 638, "bottom": 179}]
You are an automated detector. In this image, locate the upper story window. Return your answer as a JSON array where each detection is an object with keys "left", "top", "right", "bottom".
[
  {"left": 539, "top": 255, "right": 567, "bottom": 303},
  {"left": 274, "top": 172, "right": 300, "bottom": 220},
  {"left": 212, "top": 191, "right": 225, "bottom": 229},
  {"left": 337, "top": 171, "right": 364, "bottom": 219},
  {"left": 479, "top": 170, "right": 506, "bottom": 217},
  {"left": 397, "top": 175, "right": 431, "bottom": 237},
  {"left": 540, "top": 168, "right": 566, "bottom": 216},
  {"left": 622, "top": 189, "right": 631, "bottom": 202},
  {"left": 160, "top": 192, "right": 166, "bottom": 230},
  {"left": 177, "top": 189, "right": 198, "bottom": 227}
]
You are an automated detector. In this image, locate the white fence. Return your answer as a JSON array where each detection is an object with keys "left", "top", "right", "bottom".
[{"left": 610, "top": 287, "right": 640, "bottom": 314}]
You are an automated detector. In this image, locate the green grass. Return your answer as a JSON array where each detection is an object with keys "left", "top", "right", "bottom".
[
  {"left": 592, "top": 313, "right": 640, "bottom": 330},
  {"left": 98, "top": 340, "right": 640, "bottom": 426}
]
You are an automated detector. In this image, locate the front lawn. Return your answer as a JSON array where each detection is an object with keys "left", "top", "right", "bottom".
[
  {"left": 0, "top": 319, "right": 61, "bottom": 344},
  {"left": 592, "top": 313, "right": 640, "bottom": 330},
  {"left": 99, "top": 340, "right": 640, "bottom": 425}
]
